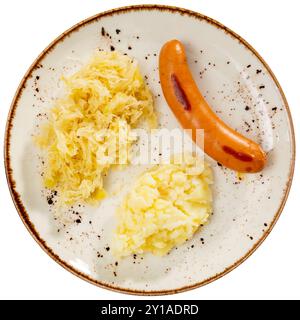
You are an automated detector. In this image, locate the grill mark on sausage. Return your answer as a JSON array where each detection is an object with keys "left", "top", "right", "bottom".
[
  {"left": 222, "top": 145, "right": 253, "bottom": 162},
  {"left": 171, "top": 74, "right": 191, "bottom": 110}
]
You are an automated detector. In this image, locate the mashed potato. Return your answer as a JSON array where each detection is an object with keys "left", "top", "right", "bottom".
[
  {"left": 35, "top": 51, "right": 156, "bottom": 205},
  {"left": 113, "top": 154, "right": 213, "bottom": 257}
]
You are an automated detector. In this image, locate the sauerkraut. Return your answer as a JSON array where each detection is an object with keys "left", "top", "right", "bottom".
[{"left": 35, "top": 51, "right": 156, "bottom": 205}]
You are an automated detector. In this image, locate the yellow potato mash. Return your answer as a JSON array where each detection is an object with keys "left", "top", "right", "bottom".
[
  {"left": 113, "top": 154, "right": 213, "bottom": 257},
  {"left": 35, "top": 51, "right": 156, "bottom": 205}
]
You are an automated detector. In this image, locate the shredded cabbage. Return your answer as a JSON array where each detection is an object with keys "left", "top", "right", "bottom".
[{"left": 35, "top": 51, "right": 156, "bottom": 205}]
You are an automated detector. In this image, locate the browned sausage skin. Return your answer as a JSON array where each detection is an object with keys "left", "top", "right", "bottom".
[{"left": 159, "top": 40, "right": 266, "bottom": 173}]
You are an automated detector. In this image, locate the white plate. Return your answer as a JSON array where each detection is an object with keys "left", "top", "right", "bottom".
[{"left": 4, "top": 5, "right": 295, "bottom": 295}]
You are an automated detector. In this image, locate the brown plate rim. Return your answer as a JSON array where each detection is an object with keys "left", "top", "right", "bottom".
[{"left": 4, "top": 4, "right": 296, "bottom": 296}]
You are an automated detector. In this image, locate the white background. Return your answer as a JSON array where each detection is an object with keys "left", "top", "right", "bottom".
[{"left": 0, "top": 0, "right": 299, "bottom": 300}]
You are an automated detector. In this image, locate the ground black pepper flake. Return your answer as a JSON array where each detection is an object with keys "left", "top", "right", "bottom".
[
  {"left": 259, "top": 85, "right": 265, "bottom": 89},
  {"left": 113, "top": 272, "right": 117, "bottom": 277},
  {"left": 264, "top": 223, "right": 268, "bottom": 227},
  {"left": 101, "top": 27, "right": 105, "bottom": 36},
  {"left": 47, "top": 197, "right": 53, "bottom": 205},
  {"left": 247, "top": 64, "right": 251, "bottom": 68},
  {"left": 227, "top": 61, "right": 230, "bottom": 64},
  {"left": 128, "top": 46, "right": 132, "bottom": 50},
  {"left": 217, "top": 162, "right": 223, "bottom": 167},
  {"left": 115, "top": 261, "right": 118, "bottom": 266},
  {"left": 272, "top": 107, "right": 277, "bottom": 111},
  {"left": 35, "top": 88, "right": 39, "bottom": 93},
  {"left": 75, "top": 219, "right": 81, "bottom": 224},
  {"left": 105, "top": 247, "right": 110, "bottom": 251},
  {"left": 245, "top": 106, "right": 250, "bottom": 111},
  {"left": 256, "top": 69, "right": 262, "bottom": 74},
  {"left": 116, "top": 29, "right": 121, "bottom": 34},
  {"left": 110, "top": 46, "right": 115, "bottom": 51}
]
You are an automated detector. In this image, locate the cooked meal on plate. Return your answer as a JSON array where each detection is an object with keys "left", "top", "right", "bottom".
[
  {"left": 34, "top": 40, "right": 266, "bottom": 258},
  {"left": 6, "top": 6, "right": 294, "bottom": 295}
]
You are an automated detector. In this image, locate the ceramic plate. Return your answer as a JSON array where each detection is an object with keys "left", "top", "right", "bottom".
[{"left": 4, "top": 5, "right": 295, "bottom": 295}]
